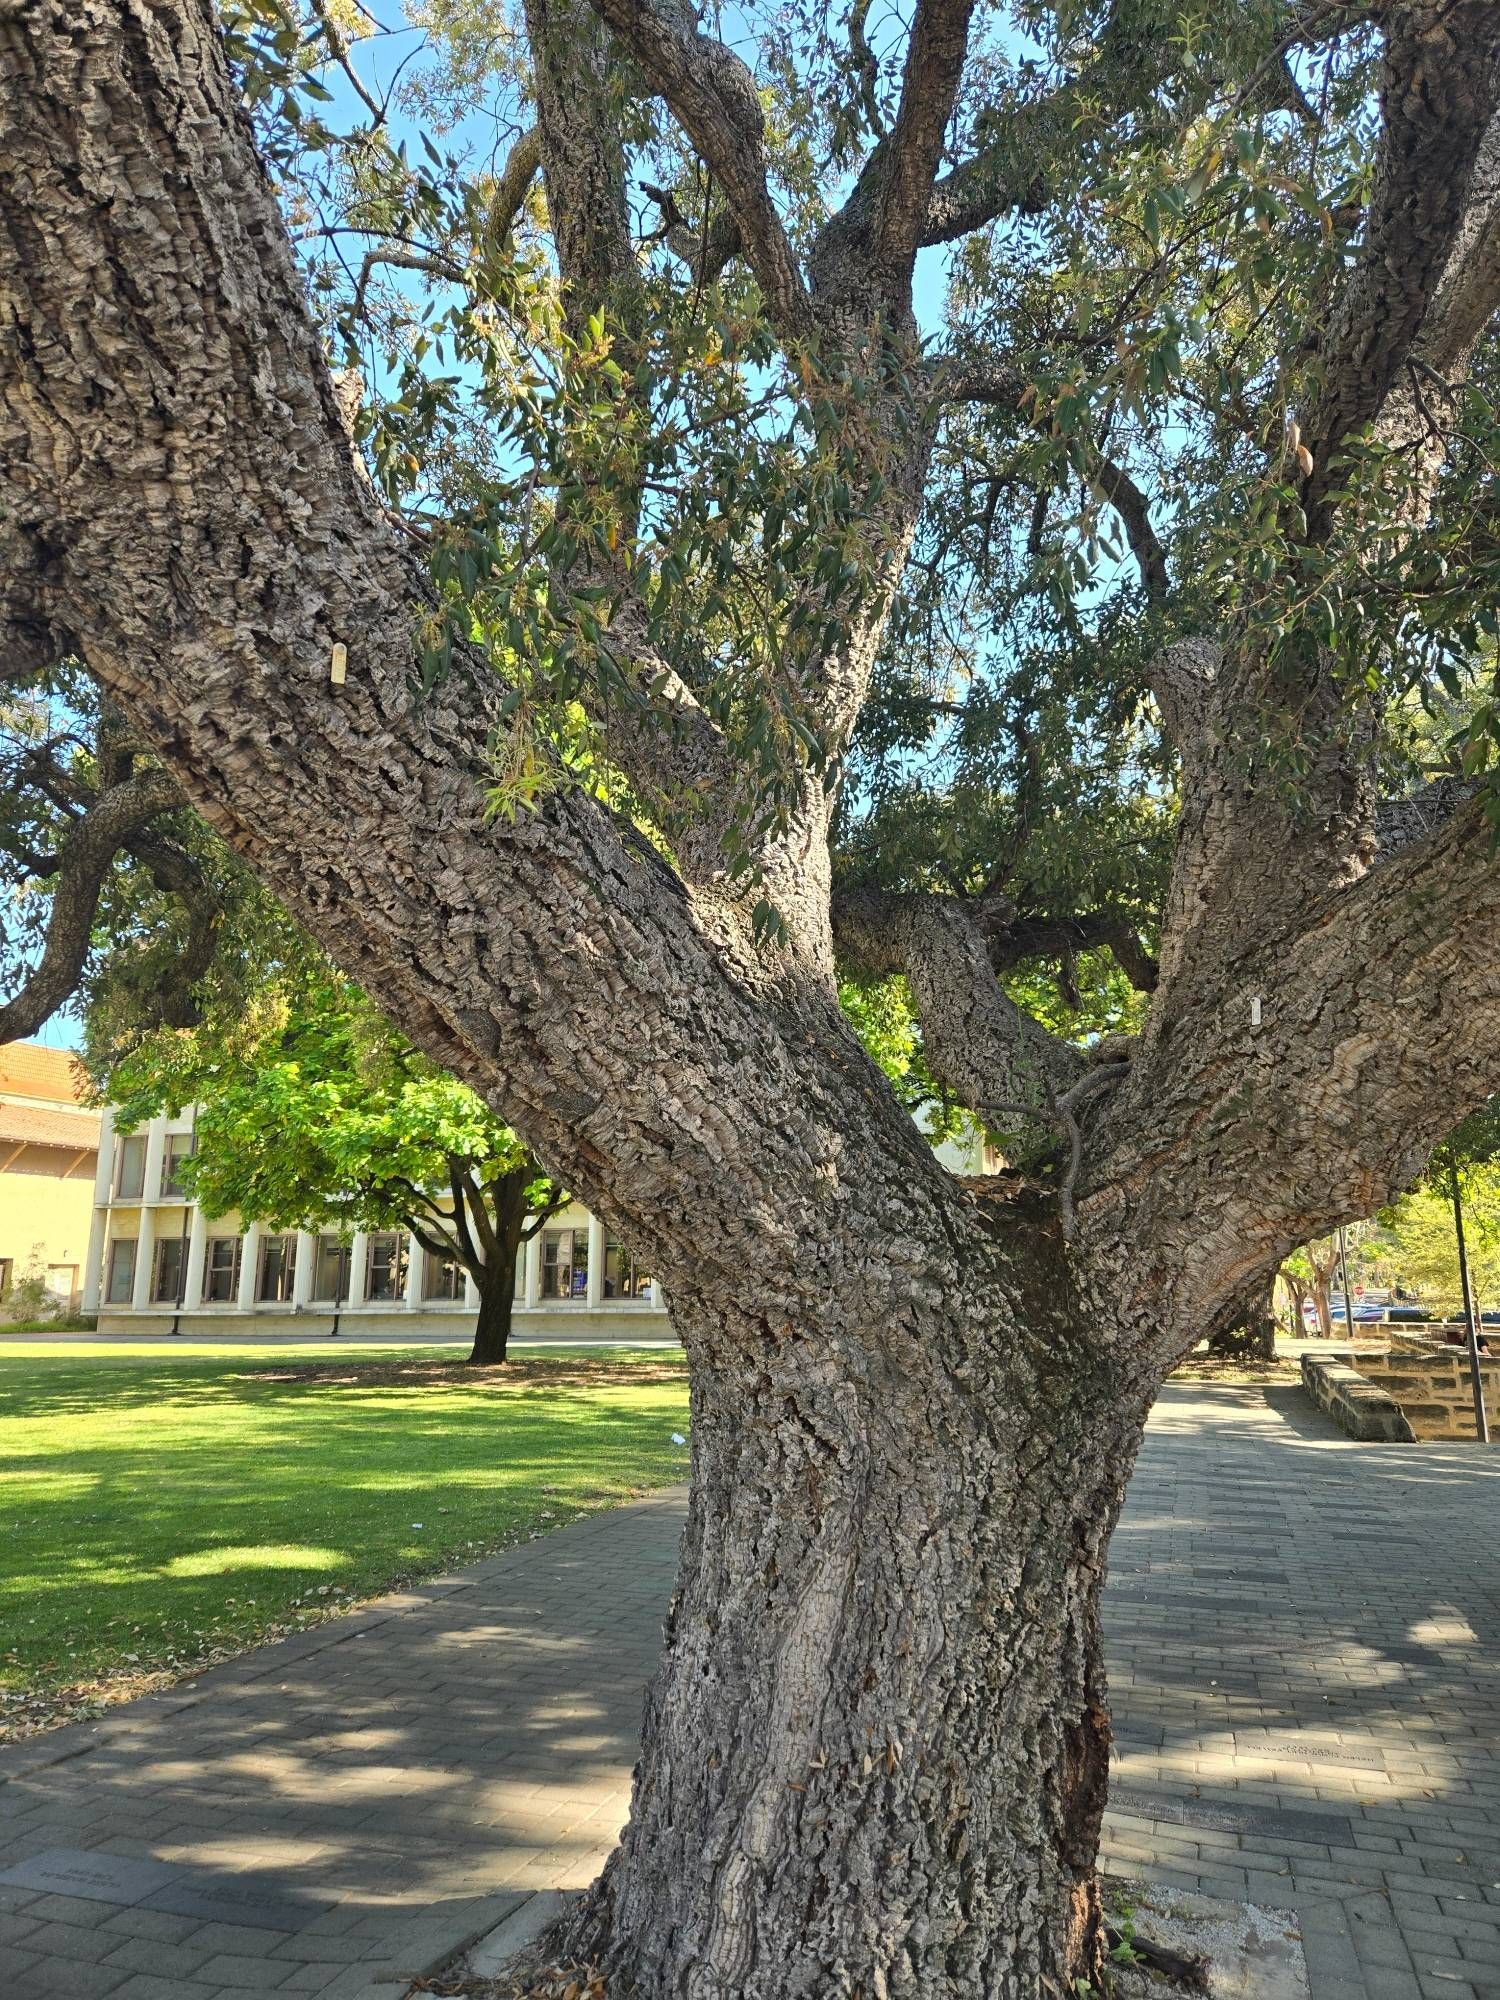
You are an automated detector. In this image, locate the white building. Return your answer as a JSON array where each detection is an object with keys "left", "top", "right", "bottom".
[
  {"left": 83, "top": 1104, "right": 995, "bottom": 1340},
  {"left": 83, "top": 1104, "right": 670, "bottom": 1340}
]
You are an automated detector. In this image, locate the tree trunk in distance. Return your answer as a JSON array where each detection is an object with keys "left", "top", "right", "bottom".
[
  {"left": 469, "top": 1265, "right": 517, "bottom": 1365},
  {"left": 1206, "top": 1279, "right": 1278, "bottom": 1360},
  {"left": 1279, "top": 1271, "right": 1311, "bottom": 1338},
  {"left": 467, "top": 1172, "right": 529, "bottom": 1365}
]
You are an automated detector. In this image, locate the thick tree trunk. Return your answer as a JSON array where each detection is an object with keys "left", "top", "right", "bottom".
[
  {"left": 469, "top": 1261, "right": 517, "bottom": 1365},
  {"left": 565, "top": 1215, "right": 1151, "bottom": 1999},
  {"left": 1206, "top": 1279, "right": 1277, "bottom": 1361}
]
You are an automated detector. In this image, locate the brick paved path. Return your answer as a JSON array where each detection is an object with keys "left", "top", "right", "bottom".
[
  {"left": 1, "top": 1385, "right": 1497, "bottom": 1998},
  {"left": 0, "top": 1493, "right": 682, "bottom": 2000},
  {"left": 1101, "top": 1383, "right": 1500, "bottom": 2000}
]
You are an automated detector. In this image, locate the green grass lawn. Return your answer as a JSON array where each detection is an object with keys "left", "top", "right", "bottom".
[{"left": 0, "top": 1344, "right": 689, "bottom": 1736}]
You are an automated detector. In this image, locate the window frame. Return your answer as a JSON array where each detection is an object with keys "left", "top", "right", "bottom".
[
  {"left": 422, "top": 1246, "right": 464, "bottom": 1301},
  {"left": 160, "top": 1132, "right": 196, "bottom": 1198},
  {"left": 541, "top": 1226, "right": 589, "bottom": 1302},
  {"left": 311, "top": 1234, "right": 350, "bottom": 1303},
  {"left": 201, "top": 1234, "right": 242, "bottom": 1304},
  {"left": 603, "top": 1237, "right": 655, "bottom": 1303},
  {"left": 257, "top": 1232, "right": 297, "bottom": 1304},
  {"left": 151, "top": 1234, "right": 187, "bottom": 1305},
  {"left": 115, "top": 1133, "right": 146, "bottom": 1201},
  {"left": 105, "top": 1237, "right": 137, "bottom": 1304},
  {"left": 364, "top": 1230, "right": 407, "bottom": 1303}
]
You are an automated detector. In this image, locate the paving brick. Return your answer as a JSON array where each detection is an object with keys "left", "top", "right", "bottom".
[
  {"left": 175, "top": 1919, "right": 295, "bottom": 1956},
  {"left": 99, "top": 1909, "right": 206, "bottom": 1945},
  {"left": 24, "top": 1919, "right": 125, "bottom": 1965},
  {"left": 101, "top": 1935, "right": 214, "bottom": 1982},
  {"left": 108, "top": 1979, "right": 218, "bottom": 2000},
  {"left": 0, "top": 1942, "right": 43, "bottom": 1982},
  {"left": 8, "top": 1954, "right": 130, "bottom": 1998},
  {"left": 195, "top": 1949, "right": 294, "bottom": 1987}
]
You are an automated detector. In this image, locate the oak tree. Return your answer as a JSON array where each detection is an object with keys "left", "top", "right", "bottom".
[{"left": 4, "top": 1, "right": 1500, "bottom": 1992}]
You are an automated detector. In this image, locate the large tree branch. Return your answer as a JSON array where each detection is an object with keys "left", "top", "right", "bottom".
[
  {"left": 1090, "top": 795, "right": 1500, "bottom": 1349},
  {"left": 988, "top": 912, "right": 1159, "bottom": 994},
  {"left": 583, "top": 0, "right": 810, "bottom": 331},
  {"left": 1095, "top": 456, "right": 1168, "bottom": 609},
  {"left": 919, "top": 3, "right": 1381, "bottom": 249},
  {"left": 0, "top": 765, "right": 181, "bottom": 1044},
  {"left": 864, "top": 0, "right": 980, "bottom": 290},
  {"left": 0, "top": 0, "right": 964, "bottom": 1324},
  {"left": 1301, "top": 3, "right": 1500, "bottom": 534},
  {"left": 833, "top": 887, "right": 1086, "bottom": 1131},
  {"left": 522, "top": 0, "right": 639, "bottom": 341},
  {"left": 115, "top": 823, "right": 223, "bottom": 1029}
]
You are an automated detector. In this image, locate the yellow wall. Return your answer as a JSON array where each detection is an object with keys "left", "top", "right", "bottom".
[{"left": 0, "top": 1144, "right": 98, "bottom": 1307}]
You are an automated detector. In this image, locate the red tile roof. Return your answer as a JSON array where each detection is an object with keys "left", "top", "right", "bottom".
[
  {"left": 0, "top": 1099, "right": 99, "bottom": 1152},
  {"left": 0, "top": 1042, "right": 90, "bottom": 1106}
]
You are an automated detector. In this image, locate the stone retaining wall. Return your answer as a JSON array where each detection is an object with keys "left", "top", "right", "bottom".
[
  {"left": 1351, "top": 1334, "right": 1500, "bottom": 1441},
  {"left": 1300, "top": 1354, "right": 1415, "bottom": 1442}
]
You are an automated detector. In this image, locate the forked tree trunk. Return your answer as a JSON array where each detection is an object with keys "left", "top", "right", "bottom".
[{"left": 565, "top": 1207, "right": 1153, "bottom": 1998}]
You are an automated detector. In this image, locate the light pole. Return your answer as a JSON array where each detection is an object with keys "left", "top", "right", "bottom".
[
  {"left": 1448, "top": 1166, "right": 1490, "bottom": 1444},
  {"left": 1337, "top": 1225, "right": 1357, "bottom": 1343}
]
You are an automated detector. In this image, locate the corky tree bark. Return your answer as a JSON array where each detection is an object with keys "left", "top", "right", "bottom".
[{"left": 3, "top": 3, "right": 1500, "bottom": 1994}]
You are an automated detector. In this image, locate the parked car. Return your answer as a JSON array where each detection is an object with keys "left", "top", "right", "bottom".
[{"left": 1301, "top": 1296, "right": 1385, "bottom": 1325}]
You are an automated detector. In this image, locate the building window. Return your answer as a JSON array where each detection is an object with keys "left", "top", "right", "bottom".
[
  {"left": 105, "top": 1238, "right": 137, "bottom": 1304},
  {"left": 312, "top": 1235, "right": 350, "bottom": 1302},
  {"left": 364, "top": 1231, "right": 407, "bottom": 1302},
  {"left": 151, "top": 1236, "right": 186, "bottom": 1304},
  {"left": 160, "top": 1133, "right": 196, "bottom": 1197},
  {"left": 202, "top": 1235, "right": 242, "bottom": 1303},
  {"left": 541, "top": 1227, "right": 588, "bottom": 1300},
  {"left": 423, "top": 1247, "right": 463, "bottom": 1301},
  {"left": 257, "top": 1234, "right": 297, "bottom": 1303},
  {"left": 115, "top": 1134, "right": 146, "bottom": 1200},
  {"left": 0, "top": 1257, "right": 10, "bottom": 1299},
  {"left": 603, "top": 1239, "right": 654, "bottom": 1303}
]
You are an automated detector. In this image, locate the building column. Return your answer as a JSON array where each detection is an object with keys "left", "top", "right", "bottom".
[
  {"left": 141, "top": 1117, "right": 167, "bottom": 1207},
  {"left": 181, "top": 1207, "right": 208, "bottom": 1309},
  {"left": 523, "top": 1231, "right": 541, "bottom": 1308},
  {"left": 81, "top": 1206, "right": 108, "bottom": 1314},
  {"left": 463, "top": 1269, "right": 479, "bottom": 1311},
  {"left": 349, "top": 1230, "right": 369, "bottom": 1307},
  {"left": 403, "top": 1232, "right": 422, "bottom": 1311},
  {"left": 292, "top": 1230, "right": 315, "bottom": 1308},
  {"left": 237, "top": 1222, "right": 260, "bottom": 1311},
  {"left": 130, "top": 1207, "right": 157, "bottom": 1312},
  {"left": 92, "top": 1107, "right": 116, "bottom": 1206},
  {"left": 585, "top": 1213, "right": 605, "bottom": 1307}
]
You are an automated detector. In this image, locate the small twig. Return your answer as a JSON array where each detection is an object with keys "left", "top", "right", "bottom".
[{"left": 1105, "top": 1921, "right": 1212, "bottom": 1991}]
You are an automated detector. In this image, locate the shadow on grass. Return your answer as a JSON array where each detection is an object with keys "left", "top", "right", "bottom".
[{"left": 0, "top": 1351, "right": 690, "bottom": 1701}]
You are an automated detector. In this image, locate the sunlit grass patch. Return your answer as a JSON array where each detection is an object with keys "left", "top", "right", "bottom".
[{"left": 0, "top": 1345, "right": 689, "bottom": 1737}]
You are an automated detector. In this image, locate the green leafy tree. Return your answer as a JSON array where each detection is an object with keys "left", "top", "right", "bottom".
[
  {"left": 1376, "top": 1102, "right": 1500, "bottom": 1317},
  {"left": 109, "top": 970, "right": 565, "bottom": 1364},
  {"left": 1377, "top": 1177, "right": 1500, "bottom": 1317},
  {"left": 13, "top": 1, "right": 1500, "bottom": 1990}
]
